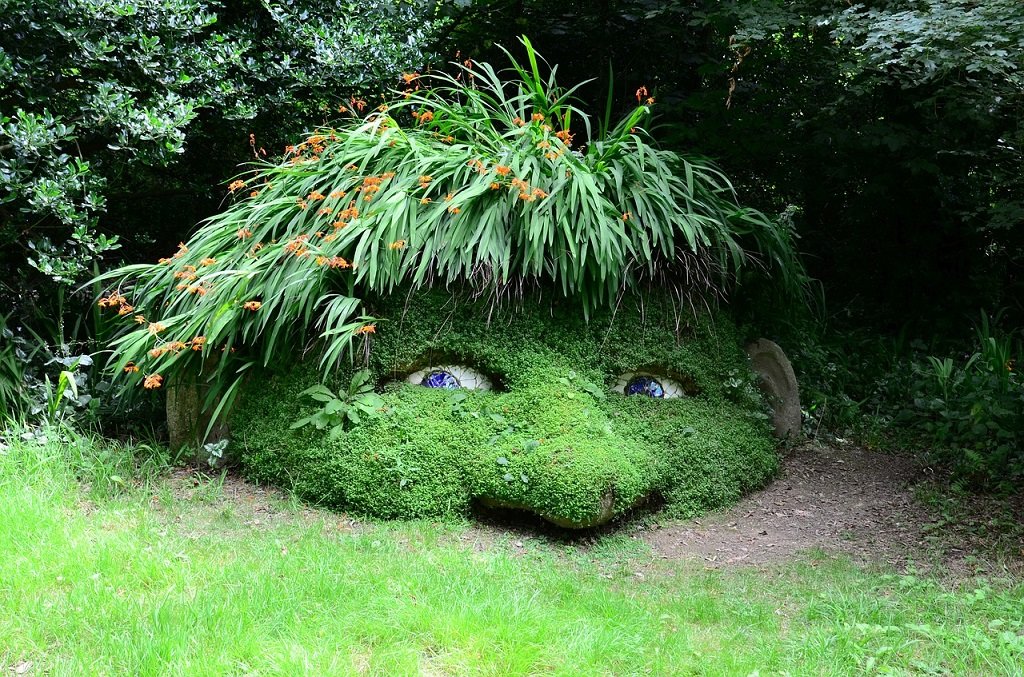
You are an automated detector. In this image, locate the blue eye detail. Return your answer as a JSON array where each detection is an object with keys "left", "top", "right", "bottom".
[
  {"left": 406, "top": 365, "right": 493, "bottom": 391},
  {"left": 614, "top": 372, "right": 688, "bottom": 398},
  {"left": 626, "top": 375, "right": 665, "bottom": 398},
  {"left": 421, "top": 370, "right": 460, "bottom": 389}
]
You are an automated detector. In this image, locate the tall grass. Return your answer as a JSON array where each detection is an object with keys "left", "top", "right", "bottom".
[{"left": 0, "top": 313, "right": 31, "bottom": 421}]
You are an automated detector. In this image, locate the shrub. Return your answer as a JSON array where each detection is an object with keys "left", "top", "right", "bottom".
[{"left": 902, "top": 313, "right": 1023, "bottom": 489}]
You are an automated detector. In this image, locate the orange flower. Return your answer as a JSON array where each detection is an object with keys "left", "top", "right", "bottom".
[
  {"left": 243, "top": 301, "right": 262, "bottom": 311},
  {"left": 333, "top": 220, "right": 348, "bottom": 230},
  {"left": 296, "top": 199, "right": 308, "bottom": 210},
  {"left": 175, "top": 242, "right": 188, "bottom": 257},
  {"left": 531, "top": 187, "right": 548, "bottom": 199},
  {"left": 200, "top": 257, "right": 216, "bottom": 266},
  {"left": 168, "top": 341, "right": 187, "bottom": 353},
  {"left": 123, "top": 362, "right": 140, "bottom": 374},
  {"left": 354, "top": 324, "right": 376, "bottom": 335},
  {"left": 388, "top": 240, "right": 406, "bottom": 250},
  {"left": 448, "top": 206, "right": 461, "bottom": 214},
  {"left": 148, "top": 347, "right": 166, "bottom": 359},
  {"left": 148, "top": 322, "right": 166, "bottom": 335},
  {"left": 537, "top": 140, "right": 551, "bottom": 149},
  {"left": 228, "top": 180, "right": 246, "bottom": 192},
  {"left": 635, "top": 86, "right": 649, "bottom": 104},
  {"left": 531, "top": 113, "right": 545, "bottom": 122},
  {"left": 401, "top": 72, "right": 418, "bottom": 84},
  {"left": 416, "top": 110, "right": 434, "bottom": 124},
  {"left": 419, "top": 197, "right": 432, "bottom": 204},
  {"left": 158, "top": 257, "right": 172, "bottom": 265},
  {"left": 512, "top": 116, "right": 525, "bottom": 127},
  {"left": 554, "top": 130, "right": 573, "bottom": 146},
  {"left": 489, "top": 182, "right": 501, "bottom": 190},
  {"left": 309, "top": 191, "right": 325, "bottom": 201},
  {"left": 327, "top": 256, "right": 349, "bottom": 269},
  {"left": 318, "top": 207, "right": 333, "bottom": 215},
  {"left": 134, "top": 315, "right": 146, "bottom": 324},
  {"left": 237, "top": 228, "right": 253, "bottom": 239},
  {"left": 249, "top": 190, "right": 260, "bottom": 199},
  {"left": 143, "top": 374, "right": 164, "bottom": 389},
  {"left": 191, "top": 336, "right": 206, "bottom": 351},
  {"left": 645, "top": 96, "right": 655, "bottom": 105},
  {"left": 494, "top": 165, "right": 512, "bottom": 177},
  {"left": 284, "top": 239, "right": 308, "bottom": 257},
  {"left": 117, "top": 304, "right": 134, "bottom": 316},
  {"left": 444, "top": 192, "right": 454, "bottom": 201},
  {"left": 315, "top": 255, "right": 328, "bottom": 266},
  {"left": 329, "top": 190, "right": 346, "bottom": 199},
  {"left": 418, "top": 175, "right": 433, "bottom": 188},
  {"left": 621, "top": 212, "right": 631, "bottom": 222}
]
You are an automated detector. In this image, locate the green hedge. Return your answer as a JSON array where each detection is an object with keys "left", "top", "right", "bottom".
[{"left": 232, "top": 291, "right": 777, "bottom": 527}]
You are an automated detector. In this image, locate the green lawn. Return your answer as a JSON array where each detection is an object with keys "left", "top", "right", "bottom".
[{"left": 1, "top": 434, "right": 1022, "bottom": 676}]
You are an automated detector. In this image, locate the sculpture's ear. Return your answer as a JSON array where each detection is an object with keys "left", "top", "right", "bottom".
[{"left": 746, "top": 339, "right": 802, "bottom": 440}]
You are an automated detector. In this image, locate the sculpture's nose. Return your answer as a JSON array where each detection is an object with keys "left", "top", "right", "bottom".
[{"left": 469, "top": 365, "right": 645, "bottom": 528}]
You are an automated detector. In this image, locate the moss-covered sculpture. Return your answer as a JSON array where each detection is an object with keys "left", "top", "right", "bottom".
[
  {"left": 232, "top": 290, "right": 776, "bottom": 528},
  {"left": 97, "top": 41, "right": 802, "bottom": 528}
]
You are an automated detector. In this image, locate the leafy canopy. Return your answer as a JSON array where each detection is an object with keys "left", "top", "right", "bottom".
[
  {"left": 0, "top": 0, "right": 441, "bottom": 294},
  {"left": 97, "top": 38, "right": 804, "bottom": 417}
]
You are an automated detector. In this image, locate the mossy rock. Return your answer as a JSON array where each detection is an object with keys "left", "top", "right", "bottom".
[{"left": 231, "top": 291, "right": 778, "bottom": 528}]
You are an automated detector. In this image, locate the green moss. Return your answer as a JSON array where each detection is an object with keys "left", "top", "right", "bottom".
[{"left": 231, "top": 291, "right": 778, "bottom": 527}]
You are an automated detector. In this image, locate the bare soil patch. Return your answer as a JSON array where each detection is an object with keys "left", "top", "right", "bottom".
[{"left": 641, "top": 442, "right": 1024, "bottom": 576}]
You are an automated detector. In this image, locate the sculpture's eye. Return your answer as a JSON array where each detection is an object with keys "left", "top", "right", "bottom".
[
  {"left": 406, "top": 365, "right": 493, "bottom": 391},
  {"left": 613, "top": 372, "right": 688, "bottom": 399}
]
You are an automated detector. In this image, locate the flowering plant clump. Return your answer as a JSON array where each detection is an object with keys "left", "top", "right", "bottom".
[{"left": 96, "top": 38, "right": 803, "bottom": 418}]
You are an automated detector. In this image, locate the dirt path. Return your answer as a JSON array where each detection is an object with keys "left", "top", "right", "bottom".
[
  {"left": 641, "top": 443, "right": 1024, "bottom": 575},
  {"left": 161, "top": 444, "right": 1023, "bottom": 576}
]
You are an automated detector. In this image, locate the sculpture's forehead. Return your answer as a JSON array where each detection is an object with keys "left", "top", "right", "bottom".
[{"left": 370, "top": 291, "right": 731, "bottom": 397}]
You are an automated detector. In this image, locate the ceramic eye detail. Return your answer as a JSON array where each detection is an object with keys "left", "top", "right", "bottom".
[
  {"left": 406, "top": 365, "right": 493, "bottom": 391},
  {"left": 613, "top": 372, "right": 687, "bottom": 399}
]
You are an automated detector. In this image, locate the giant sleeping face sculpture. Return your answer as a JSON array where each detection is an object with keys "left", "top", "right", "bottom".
[{"left": 233, "top": 290, "right": 778, "bottom": 528}]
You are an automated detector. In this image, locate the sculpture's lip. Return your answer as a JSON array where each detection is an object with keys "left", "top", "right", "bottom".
[{"left": 477, "top": 487, "right": 620, "bottom": 529}]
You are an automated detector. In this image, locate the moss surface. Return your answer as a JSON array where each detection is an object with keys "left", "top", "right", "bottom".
[{"left": 232, "top": 291, "right": 777, "bottom": 527}]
